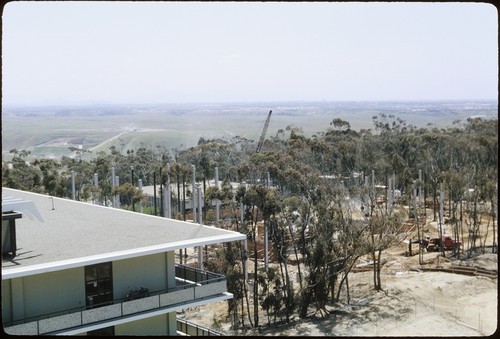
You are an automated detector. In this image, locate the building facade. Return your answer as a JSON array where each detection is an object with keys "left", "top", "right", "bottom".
[{"left": 2, "top": 188, "right": 246, "bottom": 335}]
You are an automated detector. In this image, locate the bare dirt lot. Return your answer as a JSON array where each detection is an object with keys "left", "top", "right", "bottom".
[{"left": 182, "top": 251, "right": 497, "bottom": 336}]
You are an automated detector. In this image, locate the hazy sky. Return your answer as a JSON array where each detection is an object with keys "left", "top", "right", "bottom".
[{"left": 2, "top": 1, "right": 498, "bottom": 105}]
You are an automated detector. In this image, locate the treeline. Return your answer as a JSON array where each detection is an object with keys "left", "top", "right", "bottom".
[{"left": 2, "top": 114, "right": 498, "bottom": 331}]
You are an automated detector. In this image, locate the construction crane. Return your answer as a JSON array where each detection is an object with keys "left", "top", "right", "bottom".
[{"left": 256, "top": 110, "right": 272, "bottom": 153}]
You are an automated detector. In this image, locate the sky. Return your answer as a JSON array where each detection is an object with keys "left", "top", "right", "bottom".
[{"left": 1, "top": 1, "right": 498, "bottom": 105}]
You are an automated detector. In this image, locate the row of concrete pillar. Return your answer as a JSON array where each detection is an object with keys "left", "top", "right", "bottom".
[{"left": 70, "top": 164, "right": 251, "bottom": 277}]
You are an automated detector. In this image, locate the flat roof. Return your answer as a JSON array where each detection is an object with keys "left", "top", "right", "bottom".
[{"left": 2, "top": 188, "right": 246, "bottom": 279}]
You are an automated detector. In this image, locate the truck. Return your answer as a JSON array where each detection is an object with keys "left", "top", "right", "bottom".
[{"left": 422, "top": 234, "right": 461, "bottom": 252}]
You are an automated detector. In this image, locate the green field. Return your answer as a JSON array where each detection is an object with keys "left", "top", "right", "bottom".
[{"left": 2, "top": 101, "right": 497, "bottom": 160}]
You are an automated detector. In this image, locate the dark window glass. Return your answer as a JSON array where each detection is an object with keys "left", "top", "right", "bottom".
[{"left": 85, "top": 262, "right": 113, "bottom": 309}]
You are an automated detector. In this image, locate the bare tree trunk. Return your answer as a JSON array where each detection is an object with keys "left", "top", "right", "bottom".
[
  {"left": 372, "top": 250, "right": 377, "bottom": 289},
  {"left": 243, "top": 275, "right": 253, "bottom": 328},
  {"left": 336, "top": 259, "right": 357, "bottom": 302},
  {"left": 345, "top": 272, "right": 350, "bottom": 304},
  {"left": 376, "top": 249, "right": 382, "bottom": 290}
]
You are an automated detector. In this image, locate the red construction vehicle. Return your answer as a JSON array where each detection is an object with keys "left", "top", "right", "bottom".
[{"left": 422, "top": 234, "right": 461, "bottom": 252}]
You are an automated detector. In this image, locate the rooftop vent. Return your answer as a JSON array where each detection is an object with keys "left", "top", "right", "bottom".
[{"left": 2, "top": 195, "right": 43, "bottom": 257}]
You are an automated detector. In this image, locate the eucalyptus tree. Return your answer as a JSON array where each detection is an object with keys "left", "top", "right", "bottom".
[
  {"left": 204, "top": 240, "right": 248, "bottom": 330},
  {"left": 205, "top": 177, "right": 254, "bottom": 328},
  {"left": 417, "top": 128, "right": 450, "bottom": 220},
  {"left": 169, "top": 162, "right": 192, "bottom": 220},
  {"left": 258, "top": 187, "right": 299, "bottom": 324},
  {"left": 464, "top": 118, "right": 498, "bottom": 253},
  {"left": 478, "top": 168, "right": 498, "bottom": 253},
  {"left": 235, "top": 184, "right": 258, "bottom": 327},
  {"left": 369, "top": 114, "right": 420, "bottom": 195},
  {"left": 323, "top": 118, "right": 360, "bottom": 176},
  {"left": 270, "top": 122, "right": 363, "bottom": 317},
  {"left": 112, "top": 182, "right": 146, "bottom": 211},
  {"left": 358, "top": 181, "right": 407, "bottom": 290},
  {"left": 3, "top": 150, "right": 42, "bottom": 192},
  {"left": 29, "top": 158, "right": 61, "bottom": 196},
  {"left": 128, "top": 146, "right": 164, "bottom": 186},
  {"left": 442, "top": 163, "right": 469, "bottom": 256}
]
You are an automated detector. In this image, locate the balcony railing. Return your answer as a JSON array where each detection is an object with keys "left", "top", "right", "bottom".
[
  {"left": 4, "top": 265, "right": 229, "bottom": 335},
  {"left": 177, "top": 318, "right": 225, "bottom": 336}
]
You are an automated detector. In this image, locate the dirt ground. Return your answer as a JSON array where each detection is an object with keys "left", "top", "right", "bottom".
[
  {"left": 181, "top": 211, "right": 498, "bottom": 336},
  {"left": 181, "top": 250, "right": 497, "bottom": 337}
]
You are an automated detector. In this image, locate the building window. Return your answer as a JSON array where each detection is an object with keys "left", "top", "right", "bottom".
[{"left": 85, "top": 262, "right": 113, "bottom": 308}]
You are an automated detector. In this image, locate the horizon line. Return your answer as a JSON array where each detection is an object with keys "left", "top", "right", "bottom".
[{"left": 3, "top": 98, "right": 498, "bottom": 108}]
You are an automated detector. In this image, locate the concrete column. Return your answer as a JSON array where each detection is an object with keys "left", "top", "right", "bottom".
[
  {"left": 264, "top": 221, "right": 269, "bottom": 274},
  {"left": 111, "top": 166, "right": 116, "bottom": 207},
  {"left": 166, "top": 251, "right": 176, "bottom": 289},
  {"left": 165, "top": 251, "right": 177, "bottom": 336},
  {"left": 197, "top": 185, "right": 203, "bottom": 224},
  {"left": 93, "top": 173, "right": 99, "bottom": 205},
  {"left": 164, "top": 163, "right": 171, "bottom": 218},
  {"left": 388, "top": 178, "right": 393, "bottom": 215},
  {"left": 197, "top": 182, "right": 203, "bottom": 270},
  {"left": 71, "top": 171, "right": 76, "bottom": 200},
  {"left": 215, "top": 166, "right": 220, "bottom": 223},
  {"left": 192, "top": 165, "right": 197, "bottom": 223},
  {"left": 115, "top": 176, "right": 120, "bottom": 208},
  {"left": 198, "top": 246, "right": 204, "bottom": 271},
  {"left": 413, "top": 188, "right": 418, "bottom": 223},
  {"left": 244, "top": 239, "right": 248, "bottom": 281},
  {"left": 439, "top": 182, "right": 444, "bottom": 239},
  {"left": 419, "top": 169, "right": 423, "bottom": 207},
  {"left": 166, "top": 312, "right": 176, "bottom": 336},
  {"left": 138, "top": 179, "right": 143, "bottom": 213}
]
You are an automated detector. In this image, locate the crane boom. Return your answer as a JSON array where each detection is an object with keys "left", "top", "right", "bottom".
[{"left": 256, "top": 110, "right": 272, "bottom": 153}]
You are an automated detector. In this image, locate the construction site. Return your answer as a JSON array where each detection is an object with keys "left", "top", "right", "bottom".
[{"left": 173, "top": 178, "right": 497, "bottom": 336}]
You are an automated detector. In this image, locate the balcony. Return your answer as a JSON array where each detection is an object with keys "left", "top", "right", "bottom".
[
  {"left": 177, "top": 318, "right": 225, "bottom": 336},
  {"left": 4, "top": 265, "right": 230, "bottom": 335}
]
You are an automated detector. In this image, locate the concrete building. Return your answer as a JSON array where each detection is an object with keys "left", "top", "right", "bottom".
[{"left": 1, "top": 187, "right": 246, "bottom": 335}]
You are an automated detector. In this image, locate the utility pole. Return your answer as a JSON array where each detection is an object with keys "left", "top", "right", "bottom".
[{"left": 130, "top": 166, "right": 135, "bottom": 212}]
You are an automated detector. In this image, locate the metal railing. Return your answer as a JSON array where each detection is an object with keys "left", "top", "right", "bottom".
[
  {"left": 177, "top": 318, "right": 225, "bottom": 336},
  {"left": 175, "top": 264, "right": 225, "bottom": 284},
  {"left": 3, "top": 265, "right": 227, "bottom": 335}
]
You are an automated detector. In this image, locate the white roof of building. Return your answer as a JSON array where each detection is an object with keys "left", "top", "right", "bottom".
[{"left": 1, "top": 188, "right": 246, "bottom": 280}]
